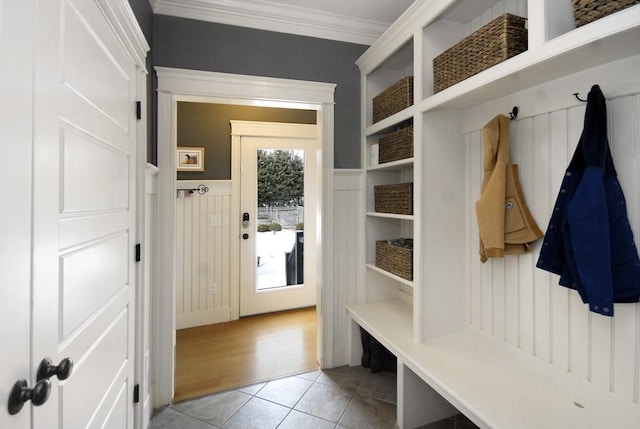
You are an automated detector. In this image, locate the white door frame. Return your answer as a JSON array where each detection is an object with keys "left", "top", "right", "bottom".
[{"left": 155, "top": 67, "right": 336, "bottom": 406}]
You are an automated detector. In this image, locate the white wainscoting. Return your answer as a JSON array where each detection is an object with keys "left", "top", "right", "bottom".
[
  {"left": 144, "top": 164, "right": 158, "bottom": 422},
  {"left": 333, "top": 170, "right": 363, "bottom": 366},
  {"left": 466, "top": 92, "right": 640, "bottom": 405},
  {"left": 176, "top": 180, "right": 232, "bottom": 329}
]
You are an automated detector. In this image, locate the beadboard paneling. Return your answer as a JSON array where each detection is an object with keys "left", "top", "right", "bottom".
[
  {"left": 466, "top": 93, "right": 640, "bottom": 404},
  {"left": 333, "top": 170, "right": 363, "bottom": 366},
  {"left": 176, "top": 181, "right": 232, "bottom": 329}
]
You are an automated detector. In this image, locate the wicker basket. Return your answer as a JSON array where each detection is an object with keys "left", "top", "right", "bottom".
[
  {"left": 372, "top": 76, "right": 414, "bottom": 124},
  {"left": 379, "top": 126, "right": 413, "bottom": 164},
  {"left": 433, "top": 13, "right": 528, "bottom": 93},
  {"left": 374, "top": 183, "right": 413, "bottom": 215},
  {"left": 572, "top": 0, "right": 639, "bottom": 27},
  {"left": 376, "top": 240, "right": 413, "bottom": 280}
]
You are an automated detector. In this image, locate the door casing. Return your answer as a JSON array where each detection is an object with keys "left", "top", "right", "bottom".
[{"left": 155, "top": 68, "right": 336, "bottom": 406}]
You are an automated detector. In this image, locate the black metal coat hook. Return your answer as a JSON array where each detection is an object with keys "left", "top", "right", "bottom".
[
  {"left": 176, "top": 184, "right": 209, "bottom": 197},
  {"left": 573, "top": 92, "right": 588, "bottom": 102},
  {"left": 191, "top": 184, "right": 209, "bottom": 195},
  {"left": 509, "top": 106, "right": 518, "bottom": 120}
]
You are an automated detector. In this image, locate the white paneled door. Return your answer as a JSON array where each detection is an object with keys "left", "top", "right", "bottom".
[{"left": 1, "top": 1, "right": 144, "bottom": 428}]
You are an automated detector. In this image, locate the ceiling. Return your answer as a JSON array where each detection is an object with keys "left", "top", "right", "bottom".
[{"left": 150, "top": 0, "right": 417, "bottom": 45}]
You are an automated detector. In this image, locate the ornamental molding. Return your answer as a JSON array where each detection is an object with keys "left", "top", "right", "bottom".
[{"left": 151, "top": 0, "right": 390, "bottom": 45}]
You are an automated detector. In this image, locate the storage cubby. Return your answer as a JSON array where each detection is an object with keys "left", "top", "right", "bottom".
[
  {"left": 365, "top": 39, "right": 414, "bottom": 128},
  {"left": 352, "top": 1, "right": 640, "bottom": 428},
  {"left": 421, "top": 0, "right": 528, "bottom": 99}
]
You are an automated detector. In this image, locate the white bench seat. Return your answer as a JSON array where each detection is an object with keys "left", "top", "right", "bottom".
[{"left": 347, "top": 299, "right": 640, "bottom": 429}]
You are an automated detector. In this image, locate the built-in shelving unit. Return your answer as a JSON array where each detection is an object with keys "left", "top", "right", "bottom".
[{"left": 351, "top": 0, "right": 640, "bottom": 428}]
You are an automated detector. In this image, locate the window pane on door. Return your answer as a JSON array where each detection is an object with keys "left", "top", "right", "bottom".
[{"left": 256, "top": 149, "right": 304, "bottom": 291}]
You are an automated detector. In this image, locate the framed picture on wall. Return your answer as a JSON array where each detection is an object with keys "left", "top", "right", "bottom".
[{"left": 177, "top": 146, "right": 205, "bottom": 171}]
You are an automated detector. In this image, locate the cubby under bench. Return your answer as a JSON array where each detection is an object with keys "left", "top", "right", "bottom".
[{"left": 347, "top": 299, "right": 640, "bottom": 429}]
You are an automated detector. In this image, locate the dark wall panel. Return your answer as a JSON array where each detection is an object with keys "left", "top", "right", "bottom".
[
  {"left": 154, "top": 15, "right": 367, "bottom": 168},
  {"left": 127, "top": 0, "right": 155, "bottom": 164}
]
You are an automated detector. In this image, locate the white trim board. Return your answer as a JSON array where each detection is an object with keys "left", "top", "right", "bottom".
[
  {"left": 155, "top": 67, "right": 335, "bottom": 407},
  {"left": 151, "top": 0, "right": 387, "bottom": 45}
]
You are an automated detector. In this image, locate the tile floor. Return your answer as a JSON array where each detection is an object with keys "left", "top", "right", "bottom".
[{"left": 150, "top": 366, "right": 479, "bottom": 429}]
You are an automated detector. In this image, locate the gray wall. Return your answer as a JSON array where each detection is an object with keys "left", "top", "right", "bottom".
[
  {"left": 127, "top": 0, "right": 155, "bottom": 163},
  {"left": 153, "top": 15, "right": 367, "bottom": 169},
  {"left": 177, "top": 102, "right": 316, "bottom": 180}
]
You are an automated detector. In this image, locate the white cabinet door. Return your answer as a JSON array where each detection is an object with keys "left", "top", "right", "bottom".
[{"left": 1, "top": 1, "right": 139, "bottom": 428}]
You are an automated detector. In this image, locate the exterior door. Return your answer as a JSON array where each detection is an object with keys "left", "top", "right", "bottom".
[
  {"left": 1, "top": 1, "right": 141, "bottom": 428},
  {"left": 238, "top": 124, "right": 319, "bottom": 316}
]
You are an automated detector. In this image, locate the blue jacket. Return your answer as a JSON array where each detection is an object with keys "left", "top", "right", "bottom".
[{"left": 536, "top": 85, "right": 640, "bottom": 317}]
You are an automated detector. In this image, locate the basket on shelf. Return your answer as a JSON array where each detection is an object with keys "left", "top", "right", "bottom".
[
  {"left": 372, "top": 76, "right": 414, "bottom": 124},
  {"left": 374, "top": 183, "right": 413, "bottom": 215},
  {"left": 433, "top": 13, "right": 528, "bottom": 93},
  {"left": 572, "top": 0, "right": 640, "bottom": 27},
  {"left": 379, "top": 125, "right": 413, "bottom": 164},
  {"left": 376, "top": 238, "right": 413, "bottom": 280}
]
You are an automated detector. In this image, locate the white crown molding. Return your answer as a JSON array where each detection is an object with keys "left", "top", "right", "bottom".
[
  {"left": 151, "top": 0, "right": 389, "bottom": 45},
  {"left": 98, "top": 0, "right": 151, "bottom": 69}
]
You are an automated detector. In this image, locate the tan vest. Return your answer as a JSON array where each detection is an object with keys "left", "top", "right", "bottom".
[{"left": 476, "top": 115, "right": 543, "bottom": 263}]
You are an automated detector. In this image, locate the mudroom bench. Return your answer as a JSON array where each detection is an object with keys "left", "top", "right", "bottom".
[{"left": 347, "top": 300, "right": 640, "bottom": 429}]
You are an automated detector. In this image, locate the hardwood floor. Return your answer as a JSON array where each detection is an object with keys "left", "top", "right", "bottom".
[{"left": 174, "top": 307, "right": 318, "bottom": 402}]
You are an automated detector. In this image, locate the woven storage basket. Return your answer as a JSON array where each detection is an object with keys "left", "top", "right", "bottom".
[
  {"left": 379, "top": 126, "right": 413, "bottom": 164},
  {"left": 374, "top": 183, "right": 413, "bottom": 215},
  {"left": 376, "top": 240, "right": 413, "bottom": 280},
  {"left": 372, "top": 76, "right": 414, "bottom": 124},
  {"left": 433, "top": 13, "right": 527, "bottom": 93},
  {"left": 572, "top": 0, "right": 639, "bottom": 27}
]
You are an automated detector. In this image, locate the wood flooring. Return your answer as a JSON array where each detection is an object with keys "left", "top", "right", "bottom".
[{"left": 174, "top": 307, "right": 318, "bottom": 402}]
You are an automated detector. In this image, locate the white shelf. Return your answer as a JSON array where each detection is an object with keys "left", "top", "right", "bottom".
[
  {"left": 347, "top": 301, "right": 640, "bottom": 429},
  {"left": 420, "top": 6, "right": 640, "bottom": 112},
  {"left": 366, "top": 107, "right": 415, "bottom": 136},
  {"left": 366, "top": 211, "right": 413, "bottom": 221},
  {"left": 368, "top": 157, "right": 414, "bottom": 171},
  {"left": 366, "top": 263, "right": 414, "bottom": 288}
]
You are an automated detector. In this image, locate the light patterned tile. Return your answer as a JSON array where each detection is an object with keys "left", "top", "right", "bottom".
[
  {"left": 278, "top": 410, "right": 336, "bottom": 429},
  {"left": 316, "top": 365, "right": 368, "bottom": 389},
  {"left": 255, "top": 375, "right": 312, "bottom": 407},
  {"left": 356, "top": 371, "right": 396, "bottom": 404},
  {"left": 297, "top": 369, "right": 322, "bottom": 382},
  {"left": 149, "top": 407, "right": 217, "bottom": 429},
  {"left": 172, "top": 390, "right": 251, "bottom": 427},
  {"left": 237, "top": 382, "right": 266, "bottom": 396},
  {"left": 294, "top": 381, "right": 355, "bottom": 422},
  {"left": 338, "top": 394, "right": 396, "bottom": 429},
  {"left": 221, "top": 397, "right": 289, "bottom": 429}
]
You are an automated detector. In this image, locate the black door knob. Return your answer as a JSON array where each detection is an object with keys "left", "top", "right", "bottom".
[
  {"left": 37, "top": 357, "right": 73, "bottom": 381},
  {"left": 7, "top": 378, "right": 51, "bottom": 415},
  {"left": 242, "top": 233, "right": 249, "bottom": 239}
]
